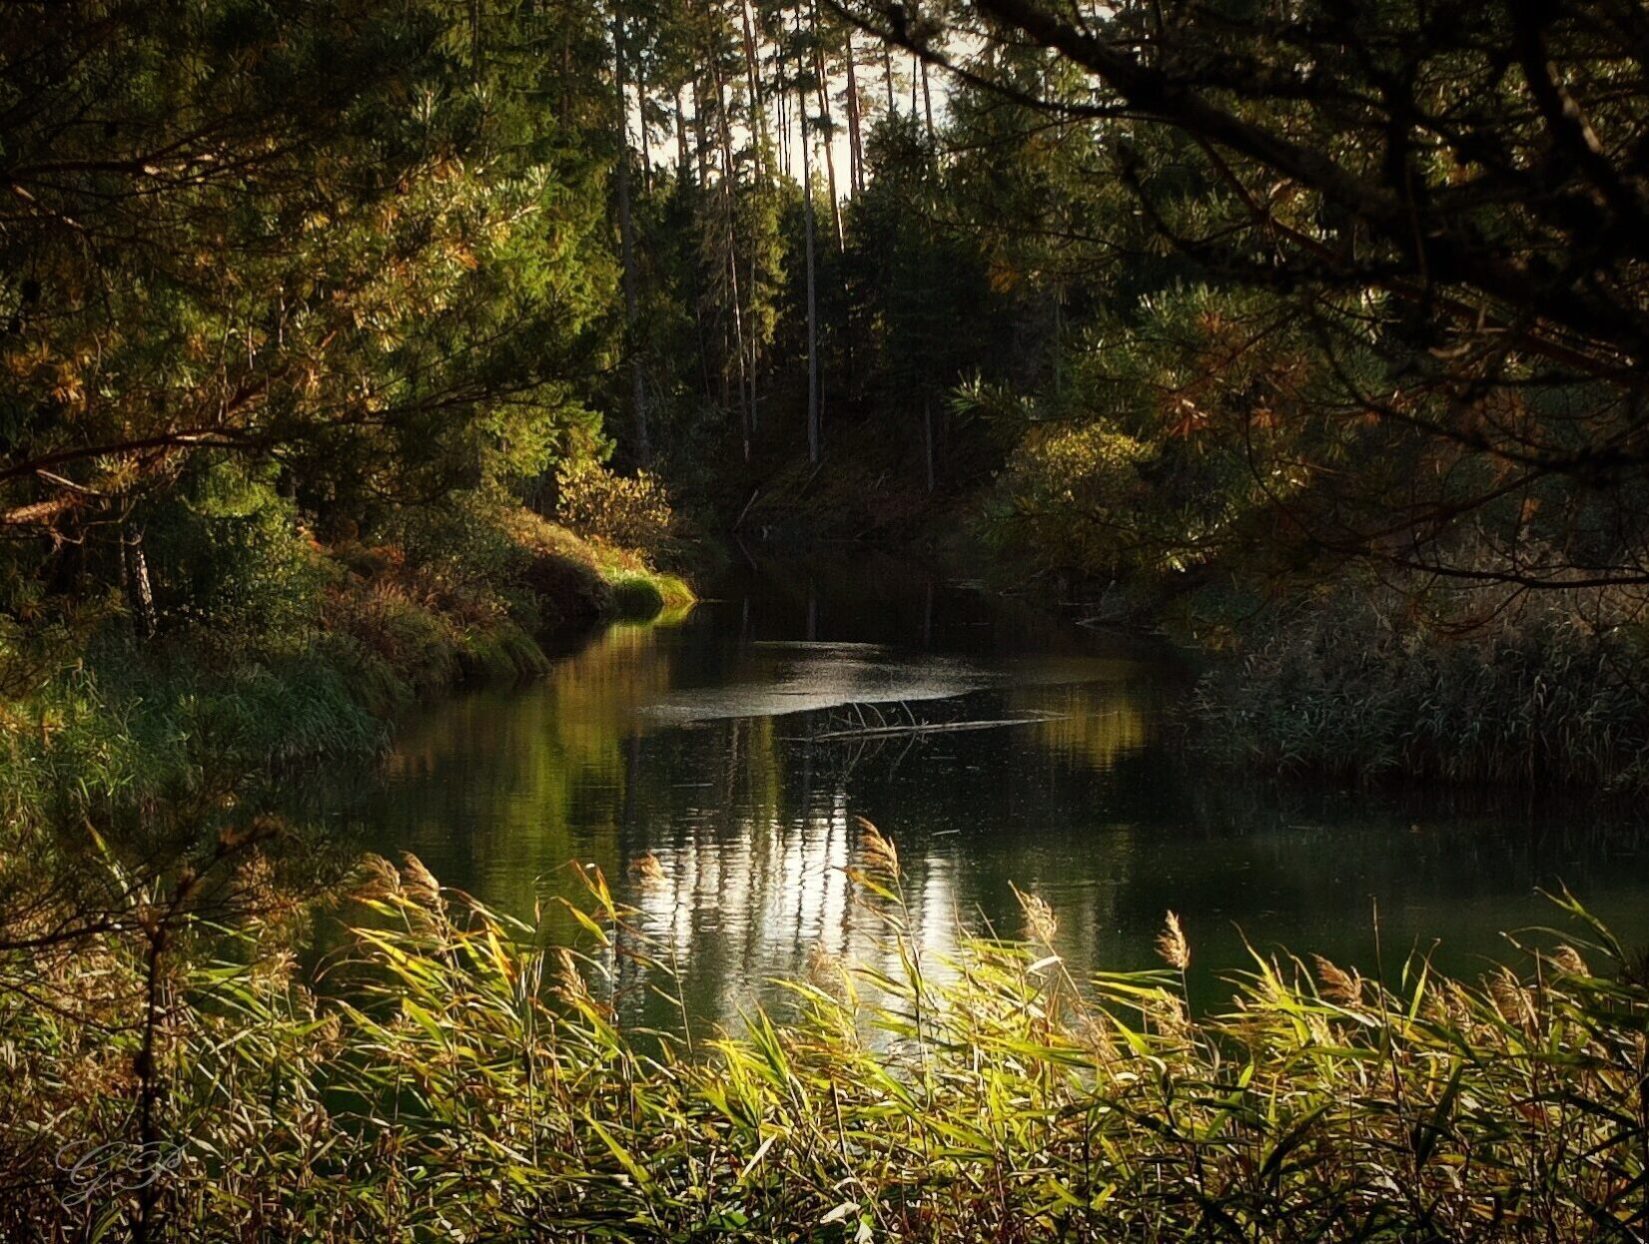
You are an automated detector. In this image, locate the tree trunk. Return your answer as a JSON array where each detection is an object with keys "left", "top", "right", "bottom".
[
  {"left": 844, "top": 36, "right": 865, "bottom": 195},
  {"left": 798, "top": 19, "right": 820, "bottom": 465},
  {"left": 1052, "top": 287, "right": 1064, "bottom": 399},
  {"left": 924, "top": 396, "right": 936, "bottom": 493},
  {"left": 713, "top": 59, "right": 753, "bottom": 461},
  {"left": 690, "top": 77, "right": 709, "bottom": 190},
  {"left": 614, "top": 19, "right": 651, "bottom": 465},
  {"left": 775, "top": 68, "right": 788, "bottom": 172},
  {"left": 739, "top": 0, "right": 768, "bottom": 174},
  {"left": 736, "top": 3, "right": 769, "bottom": 434},
  {"left": 469, "top": 0, "right": 482, "bottom": 80},
  {"left": 810, "top": 0, "right": 844, "bottom": 248},
  {"left": 127, "top": 528, "right": 156, "bottom": 638},
  {"left": 920, "top": 56, "right": 936, "bottom": 143},
  {"left": 815, "top": 49, "right": 845, "bottom": 248},
  {"left": 637, "top": 74, "right": 652, "bottom": 194},
  {"left": 675, "top": 86, "right": 691, "bottom": 183}
]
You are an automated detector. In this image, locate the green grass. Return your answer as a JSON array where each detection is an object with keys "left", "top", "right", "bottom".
[
  {"left": 609, "top": 572, "right": 667, "bottom": 620},
  {"left": 585, "top": 546, "right": 696, "bottom": 620}
]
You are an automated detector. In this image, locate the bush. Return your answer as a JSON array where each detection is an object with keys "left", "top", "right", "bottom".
[
  {"left": 608, "top": 572, "right": 665, "bottom": 620},
  {"left": 987, "top": 420, "right": 1156, "bottom": 580},
  {"left": 0, "top": 487, "right": 692, "bottom": 833},
  {"left": 554, "top": 460, "right": 677, "bottom": 553},
  {"left": 142, "top": 460, "right": 328, "bottom": 653}
]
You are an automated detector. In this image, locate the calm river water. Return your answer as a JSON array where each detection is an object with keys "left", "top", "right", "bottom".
[{"left": 332, "top": 552, "right": 1649, "bottom": 1026}]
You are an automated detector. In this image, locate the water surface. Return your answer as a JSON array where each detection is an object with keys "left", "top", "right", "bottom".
[{"left": 335, "top": 553, "right": 1649, "bottom": 1025}]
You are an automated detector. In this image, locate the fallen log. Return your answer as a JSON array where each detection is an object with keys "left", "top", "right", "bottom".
[{"left": 799, "top": 712, "right": 1066, "bottom": 742}]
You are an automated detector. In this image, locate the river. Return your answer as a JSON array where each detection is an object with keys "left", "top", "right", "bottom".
[{"left": 329, "top": 551, "right": 1649, "bottom": 1027}]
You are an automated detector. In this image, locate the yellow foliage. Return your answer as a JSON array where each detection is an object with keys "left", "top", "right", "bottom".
[{"left": 554, "top": 460, "right": 676, "bottom": 552}]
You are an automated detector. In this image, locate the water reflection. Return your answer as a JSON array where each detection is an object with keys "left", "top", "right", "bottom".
[{"left": 337, "top": 555, "right": 1649, "bottom": 1030}]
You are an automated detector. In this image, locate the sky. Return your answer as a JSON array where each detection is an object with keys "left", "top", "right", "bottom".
[{"left": 623, "top": 35, "right": 949, "bottom": 199}]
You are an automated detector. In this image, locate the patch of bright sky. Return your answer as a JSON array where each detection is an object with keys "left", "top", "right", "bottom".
[{"left": 623, "top": 37, "right": 951, "bottom": 200}]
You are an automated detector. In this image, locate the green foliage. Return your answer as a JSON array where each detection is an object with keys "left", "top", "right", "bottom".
[
  {"left": 987, "top": 415, "right": 1157, "bottom": 578},
  {"left": 0, "top": 650, "right": 383, "bottom": 829},
  {"left": 608, "top": 573, "right": 667, "bottom": 620},
  {"left": 142, "top": 460, "right": 327, "bottom": 650},
  {"left": 4, "top": 838, "right": 1646, "bottom": 1239},
  {"left": 0, "top": 0, "right": 619, "bottom": 674},
  {"left": 0, "top": 497, "right": 689, "bottom": 831}
]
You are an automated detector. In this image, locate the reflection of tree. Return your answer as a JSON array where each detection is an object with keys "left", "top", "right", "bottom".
[
  {"left": 349, "top": 623, "right": 683, "bottom": 927},
  {"left": 327, "top": 571, "right": 1649, "bottom": 1031},
  {"left": 1012, "top": 680, "right": 1150, "bottom": 771},
  {"left": 343, "top": 606, "right": 1180, "bottom": 1030},
  {"left": 618, "top": 675, "right": 1165, "bottom": 1030}
]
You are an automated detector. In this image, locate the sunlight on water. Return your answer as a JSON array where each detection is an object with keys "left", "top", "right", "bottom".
[{"left": 339, "top": 554, "right": 1649, "bottom": 1032}]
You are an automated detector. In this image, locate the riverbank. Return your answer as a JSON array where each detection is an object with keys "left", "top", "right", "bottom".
[
  {"left": 0, "top": 505, "right": 693, "bottom": 832},
  {"left": 718, "top": 418, "right": 1649, "bottom": 794}
]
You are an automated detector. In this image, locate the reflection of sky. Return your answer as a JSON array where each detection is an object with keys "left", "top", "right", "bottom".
[{"left": 637, "top": 644, "right": 1132, "bottom": 724}]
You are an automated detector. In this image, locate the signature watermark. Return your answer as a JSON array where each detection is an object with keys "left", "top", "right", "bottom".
[{"left": 55, "top": 1140, "right": 184, "bottom": 1207}]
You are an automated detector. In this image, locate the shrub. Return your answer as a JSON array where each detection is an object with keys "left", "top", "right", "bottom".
[
  {"left": 987, "top": 420, "right": 1156, "bottom": 580},
  {"left": 608, "top": 572, "right": 665, "bottom": 620},
  {"left": 141, "top": 460, "right": 327, "bottom": 654},
  {"left": 554, "top": 460, "right": 677, "bottom": 553}
]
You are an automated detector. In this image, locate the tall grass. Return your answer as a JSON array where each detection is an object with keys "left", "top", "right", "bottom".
[
  {"left": 0, "top": 650, "right": 386, "bottom": 829},
  {"left": 1192, "top": 581, "right": 1649, "bottom": 791},
  {"left": 3, "top": 824, "right": 1646, "bottom": 1240}
]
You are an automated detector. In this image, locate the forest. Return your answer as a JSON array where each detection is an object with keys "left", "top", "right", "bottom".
[{"left": 5, "top": 0, "right": 1649, "bottom": 1239}]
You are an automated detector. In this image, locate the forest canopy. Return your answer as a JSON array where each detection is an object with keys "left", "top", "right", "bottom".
[
  {"left": 4, "top": 0, "right": 1649, "bottom": 788},
  {"left": 832, "top": 0, "right": 1649, "bottom": 593}
]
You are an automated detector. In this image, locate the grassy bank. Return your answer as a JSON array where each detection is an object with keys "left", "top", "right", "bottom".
[
  {"left": 2, "top": 825, "right": 1644, "bottom": 1240},
  {"left": 0, "top": 503, "right": 692, "bottom": 831},
  {"left": 1187, "top": 577, "right": 1649, "bottom": 794}
]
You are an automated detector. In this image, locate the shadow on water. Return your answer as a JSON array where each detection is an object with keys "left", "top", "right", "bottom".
[{"left": 314, "top": 550, "right": 1649, "bottom": 1028}]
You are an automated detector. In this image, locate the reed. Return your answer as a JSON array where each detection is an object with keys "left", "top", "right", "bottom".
[
  {"left": 3, "top": 828, "right": 1645, "bottom": 1241},
  {"left": 1193, "top": 579, "right": 1649, "bottom": 791}
]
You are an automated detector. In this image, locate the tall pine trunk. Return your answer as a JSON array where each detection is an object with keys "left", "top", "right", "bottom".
[
  {"left": 738, "top": 0, "right": 768, "bottom": 173},
  {"left": 674, "top": 86, "right": 691, "bottom": 183},
  {"left": 810, "top": 0, "right": 844, "bottom": 248},
  {"left": 613, "top": 19, "right": 650, "bottom": 465},
  {"left": 815, "top": 58, "right": 844, "bottom": 247},
  {"left": 736, "top": 0, "right": 769, "bottom": 435},
  {"left": 712, "top": 60, "right": 753, "bottom": 461},
  {"left": 637, "top": 73, "right": 652, "bottom": 194},
  {"left": 844, "top": 36, "right": 865, "bottom": 195},
  {"left": 797, "top": 16, "right": 820, "bottom": 465},
  {"left": 690, "top": 77, "right": 709, "bottom": 189},
  {"left": 920, "top": 57, "right": 936, "bottom": 143}
]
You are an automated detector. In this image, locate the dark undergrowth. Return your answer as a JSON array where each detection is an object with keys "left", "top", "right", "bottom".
[{"left": 1191, "top": 579, "right": 1649, "bottom": 794}]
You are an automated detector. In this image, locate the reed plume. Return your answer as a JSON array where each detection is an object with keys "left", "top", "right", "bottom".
[{"left": 1155, "top": 910, "right": 1190, "bottom": 972}]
